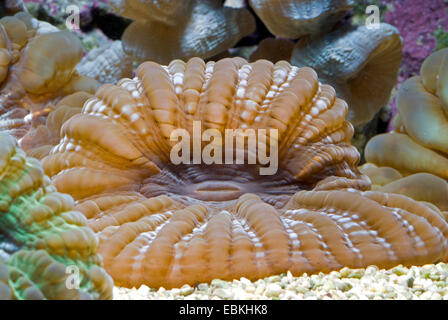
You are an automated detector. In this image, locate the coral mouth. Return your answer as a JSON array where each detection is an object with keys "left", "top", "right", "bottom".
[
  {"left": 192, "top": 181, "right": 244, "bottom": 201},
  {"left": 140, "top": 164, "right": 309, "bottom": 205}
]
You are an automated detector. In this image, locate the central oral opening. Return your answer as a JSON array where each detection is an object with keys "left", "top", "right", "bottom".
[
  {"left": 189, "top": 180, "right": 246, "bottom": 201},
  {"left": 140, "top": 164, "right": 311, "bottom": 205}
]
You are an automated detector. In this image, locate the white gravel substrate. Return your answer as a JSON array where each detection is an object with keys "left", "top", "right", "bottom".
[{"left": 113, "top": 263, "right": 448, "bottom": 300}]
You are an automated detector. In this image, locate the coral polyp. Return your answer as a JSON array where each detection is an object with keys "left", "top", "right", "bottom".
[
  {"left": 72, "top": 190, "right": 448, "bottom": 289},
  {"left": 20, "top": 91, "right": 93, "bottom": 159},
  {"left": 41, "top": 57, "right": 448, "bottom": 289},
  {"left": 43, "top": 58, "right": 369, "bottom": 201}
]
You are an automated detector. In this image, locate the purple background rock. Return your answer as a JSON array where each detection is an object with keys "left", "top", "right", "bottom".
[{"left": 381, "top": 0, "right": 448, "bottom": 130}]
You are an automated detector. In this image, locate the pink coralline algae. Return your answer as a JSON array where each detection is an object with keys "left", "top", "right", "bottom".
[
  {"left": 23, "top": 0, "right": 110, "bottom": 16},
  {"left": 381, "top": 0, "right": 448, "bottom": 130},
  {"left": 383, "top": 0, "right": 448, "bottom": 82}
]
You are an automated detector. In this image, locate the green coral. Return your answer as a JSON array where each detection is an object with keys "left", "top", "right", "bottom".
[
  {"left": 433, "top": 26, "right": 448, "bottom": 51},
  {"left": 0, "top": 133, "right": 113, "bottom": 300}
]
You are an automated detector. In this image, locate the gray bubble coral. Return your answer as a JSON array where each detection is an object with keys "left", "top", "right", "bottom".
[
  {"left": 291, "top": 23, "right": 402, "bottom": 126},
  {"left": 110, "top": 0, "right": 255, "bottom": 64},
  {"left": 0, "top": 12, "right": 98, "bottom": 142},
  {"left": 359, "top": 163, "right": 448, "bottom": 213},
  {"left": 249, "top": 0, "right": 354, "bottom": 39},
  {"left": 41, "top": 57, "right": 448, "bottom": 289},
  {"left": 0, "top": 133, "right": 113, "bottom": 300},
  {"left": 77, "top": 41, "right": 133, "bottom": 85}
]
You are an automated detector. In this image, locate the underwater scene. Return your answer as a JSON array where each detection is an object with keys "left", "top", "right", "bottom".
[{"left": 0, "top": 0, "right": 448, "bottom": 301}]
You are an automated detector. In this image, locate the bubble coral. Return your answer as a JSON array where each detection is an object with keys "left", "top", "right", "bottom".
[
  {"left": 248, "top": 0, "right": 354, "bottom": 39},
  {"left": 359, "top": 163, "right": 448, "bottom": 213},
  {"left": 291, "top": 23, "right": 402, "bottom": 126},
  {"left": 0, "top": 12, "right": 98, "bottom": 141},
  {"left": 365, "top": 48, "right": 448, "bottom": 178},
  {"left": 0, "top": 133, "right": 113, "bottom": 300},
  {"left": 42, "top": 58, "right": 448, "bottom": 289},
  {"left": 379, "top": 174, "right": 448, "bottom": 213},
  {"left": 358, "top": 162, "right": 403, "bottom": 189},
  {"left": 77, "top": 41, "right": 133, "bottom": 85},
  {"left": 110, "top": 0, "right": 256, "bottom": 64}
]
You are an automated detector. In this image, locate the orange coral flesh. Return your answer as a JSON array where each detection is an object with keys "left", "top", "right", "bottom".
[
  {"left": 74, "top": 191, "right": 448, "bottom": 289},
  {"left": 42, "top": 58, "right": 448, "bottom": 289}
]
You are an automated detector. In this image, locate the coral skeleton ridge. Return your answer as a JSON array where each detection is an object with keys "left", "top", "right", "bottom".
[
  {"left": 248, "top": 0, "right": 355, "bottom": 39},
  {"left": 359, "top": 163, "right": 448, "bottom": 214},
  {"left": 111, "top": 0, "right": 255, "bottom": 64},
  {"left": 291, "top": 23, "right": 402, "bottom": 126},
  {"left": 77, "top": 41, "right": 133, "bottom": 85}
]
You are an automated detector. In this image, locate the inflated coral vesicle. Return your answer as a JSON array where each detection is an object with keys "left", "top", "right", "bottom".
[
  {"left": 43, "top": 57, "right": 369, "bottom": 200},
  {"left": 291, "top": 23, "right": 402, "bottom": 126},
  {"left": 359, "top": 163, "right": 448, "bottom": 213},
  {"left": 0, "top": 12, "right": 98, "bottom": 143},
  {"left": 0, "top": 133, "right": 113, "bottom": 300},
  {"left": 71, "top": 190, "right": 448, "bottom": 289},
  {"left": 358, "top": 163, "right": 403, "bottom": 189},
  {"left": 42, "top": 58, "right": 448, "bottom": 289},
  {"left": 365, "top": 48, "right": 448, "bottom": 177}
]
